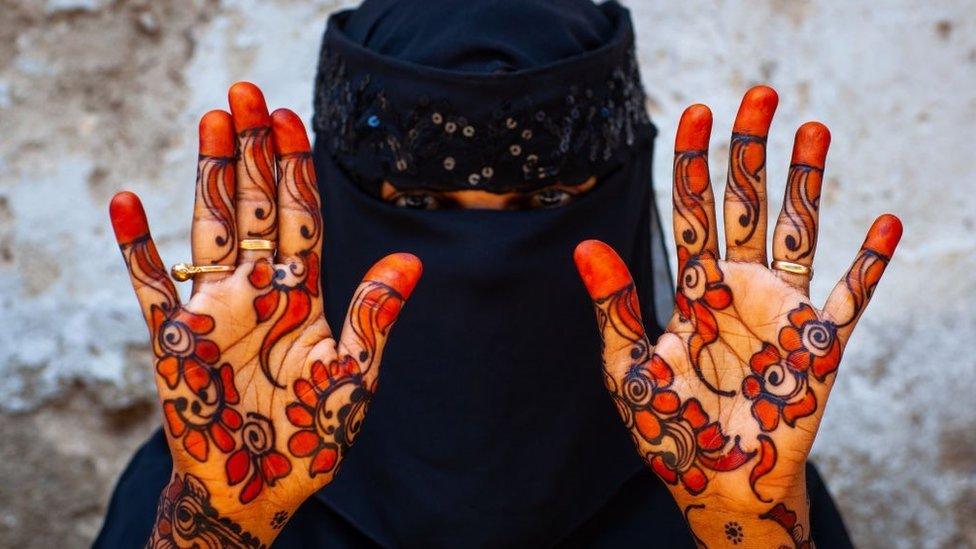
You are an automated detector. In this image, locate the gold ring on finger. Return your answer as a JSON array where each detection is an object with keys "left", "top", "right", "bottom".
[
  {"left": 239, "top": 239, "right": 276, "bottom": 251},
  {"left": 170, "top": 262, "right": 235, "bottom": 282},
  {"left": 771, "top": 260, "right": 812, "bottom": 277}
]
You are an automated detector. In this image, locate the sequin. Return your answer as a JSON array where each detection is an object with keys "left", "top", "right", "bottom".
[{"left": 314, "top": 45, "right": 651, "bottom": 192}]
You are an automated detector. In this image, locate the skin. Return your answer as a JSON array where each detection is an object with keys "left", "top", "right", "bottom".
[
  {"left": 575, "top": 85, "right": 903, "bottom": 548},
  {"left": 380, "top": 177, "right": 598, "bottom": 210},
  {"left": 110, "top": 82, "right": 422, "bottom": 547}
]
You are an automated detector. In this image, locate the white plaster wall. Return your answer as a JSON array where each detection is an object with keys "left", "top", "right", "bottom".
[{"left": 0, "top": 1, "right": 972, "bottom": 546}]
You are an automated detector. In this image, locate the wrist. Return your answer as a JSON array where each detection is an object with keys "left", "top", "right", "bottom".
[
  {"left": 675, "top": 476, "right": 811, "bottom": 548},
  {"left": 148, "top": 471, "right": 299, "bottom": 548}
]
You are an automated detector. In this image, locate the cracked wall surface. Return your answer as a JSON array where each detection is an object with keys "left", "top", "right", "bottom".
[{"left": 0, "top": 1, "right": 973, "bottom": 547}]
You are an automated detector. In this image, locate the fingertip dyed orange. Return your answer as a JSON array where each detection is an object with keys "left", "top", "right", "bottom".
[
  {"left": 271, "top": 109, "right": 311, "bottom": 155},
  {"left": 228, "top": 81, "right": 272, "bottom": 130},
  {"left": 675, "top": 104, "right": 712, "bottom": 152},
  {"left": 573, "top": 240, "right": 633, "bottom": 299},
  {"left": 864, "top": 214, "right": 904, "bottom": 256},
  {"left": 198, "top": 110, "right": 235, "bottom": 157},
  {"left": 366, "top": 253, "right": 424, "bottom": 300},
  {"left": 791, "top": 121, "right": 831, "bottom": 168},
  {"left": 109, "top": 191, "right": 150, "bottom": 244},
  {"left": 732, "top": 85, "right": 779, "bottom": 136}
]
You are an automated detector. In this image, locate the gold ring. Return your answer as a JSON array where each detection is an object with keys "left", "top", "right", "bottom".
[
  {"left": 239, "top": 239, "right": 276, "bottom": 251},
  {"left": 171, "top": 262, "right": 235, "bottom": 282},
  {"left": 771, "top": 260, "right": 812, "bottom": 277}
]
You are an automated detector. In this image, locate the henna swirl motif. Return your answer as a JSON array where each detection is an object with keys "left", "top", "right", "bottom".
[
  {"left": 249, "top": 254, "right": 319, "bottom": 388},
  {"left": 225, "top": 413, "right": 293, "bottom": 504},
  {"left": 347, "top": 281, "right": 406, "bottom": 375},
  {"left": 279, "top": 152, "right": 321, "bottom": 244},
  {"left": 149, "top": 473, "right": 265, "bottom": 549},
  {"left": 834, "top": 249, "right": 890, "bottom": 328},
  {"left": 197, "top": 154, "right": 237, "bottom": 262},
  {"left": 673, "top": 150, "right": 712, "bottom": 270},
  {"left": 286, "top": 357, "right": 370, "bottom": 477},
  {"left": 121, "top": 236, "right": 177, "bottom": 315},
  {"left": 780, "top": 164, "right": 822, "bottom": 261},
  {"left": 727, "top": 132, "right": 765, "bottom": 245},
  {"left": 238, "top": 126, "right": 277, "bottom": 238},
  {"left": 161, "top": 362, "right": 242, "bottom": 462}
]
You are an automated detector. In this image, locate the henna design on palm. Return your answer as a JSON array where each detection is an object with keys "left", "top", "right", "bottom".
[
  {"left": 110, "top": 83, "right": 422, "bottom": 545},
  {"left": 575, "top": 86, "right": 902, "bottom": 543}
]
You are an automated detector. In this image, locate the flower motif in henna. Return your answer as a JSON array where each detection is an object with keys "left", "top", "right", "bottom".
[
  {"left": 226, "top": 413, "right": 293, "bottom": 504},
  {"left": 248, "top": 253, "right": 320, "bottom": 388},
  {"left": 286, "top": 357, "right": 370, "bottom": 477},
  {"left": 778, "top": 303, "right": 841, "bottom": 381},
  {"left": 741, "top": 343, "right": 818, "bottom": 432},
  {"left": 676, "top": 252, "right": 733, "bottom": 358},
  {"left": 152, "top": 308, "right": 221, "bottom": 390},
  {"left": 675, "top": 251, "right": 735, "bottom": 396},
  {"left": 620, "top": 354, "right": 754, "bottom": 495},
  {"left": 161, "top": 362, "right": 243, "bottom": 462}
]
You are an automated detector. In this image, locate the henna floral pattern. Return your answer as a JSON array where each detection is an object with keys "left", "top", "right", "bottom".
[
  {"left": 286, "top": 357, "right": 370, "bottom": 477},
  {"left": 226, "top": 413, "right": 292, "bottom": 504},
  {"left": 249, "top": 254, "right": 320, "bottom": 388},
  {"left": 673, "top": 151, "right": 712, "bottom": 271},
  {"left": 161, "top": 362, "right": 242, "bottom": 462},
  {"left": 148, "top": 473, "right": 264, "bottom": 549},
  {"left": 196, "top": 154, "right": 237, "bottom": 262},
  {"left": 742, "top": 343, "right": 818, "bottom": 432},
  {"left": 779, "top": 303, "right": 841, "bottom": 381},
  {"left": 675, "top": 252, "right": 735, "bottom": 396},
  {"left": 152, "top": 309, "right": 222, "bottom": 390}
]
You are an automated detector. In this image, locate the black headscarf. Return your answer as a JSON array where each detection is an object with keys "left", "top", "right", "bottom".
[
  {"left": 311, "top": 1, "right": 673, "bottom": 545},
  {"left": 96, "top": 2, "right": 853, "bottom": 547}
]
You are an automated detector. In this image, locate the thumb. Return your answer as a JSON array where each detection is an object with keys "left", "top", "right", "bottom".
[{"left": 337, "top": 253, "right": 423, "bottom": 387}]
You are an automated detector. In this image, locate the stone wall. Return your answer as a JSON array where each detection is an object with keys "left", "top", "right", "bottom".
[{"left": 0, "top": 1, "right": 972, "bottom": 547}]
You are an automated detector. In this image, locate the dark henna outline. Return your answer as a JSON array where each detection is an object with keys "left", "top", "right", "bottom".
[
  {"left": 120, "top": 235, "right": 178, "bottom": 314},
  {"left": 673, "top": 149, "right": 712, "bottom": 269},
  {"left": 780, "top": 163, "right": 822, "bottom": 261},
  {"left": 749, "top": 434, "right": 777, "bottom": 503},
  {"left": 835, "top": 249, "right": 890, "bottom": 329},
  {"left": 148, "top": 473, "right": 265, "bottom": 549},
  {"left": 682, "top": 503, "right": 709, "bottom": 549},
  {"left": 279, "top": 152, "right": 321, "bottom": 245},
  {"left": 237, "top": 126, "right": 277, "bottom": 238},
  {"left": 347, "top": 280, "right": 406, "bottom": 376},
  {"left": 759, "top": 502, "right": 812, "bottom": 549},
  {"left": 727, "top": 132, "right": 765, "bottom": 245},
  {"left": 285, "top": 356, "right": 371, "bottom": 478},
  {"left": 197, "top": 154, "right": 237, "bottom": 262},
  {"left": 226, "top": 412, "right": 293, "bottom": 504}
]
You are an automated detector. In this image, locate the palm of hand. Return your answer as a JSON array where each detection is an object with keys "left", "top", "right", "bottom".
[
  {"left": 110, "top": 83, "right": 420, "bottom": 542},
  {"left": 576, "top": 87, "right": 901, "bottom": 515}
]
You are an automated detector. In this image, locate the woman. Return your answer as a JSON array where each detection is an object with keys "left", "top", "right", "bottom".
[{"left": 97, "top": 0, "right": 898, "bottom": 546}]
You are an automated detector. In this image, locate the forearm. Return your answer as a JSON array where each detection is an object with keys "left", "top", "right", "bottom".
[{"left": 146, "top": 472, "right": 293, "bottom": 549}]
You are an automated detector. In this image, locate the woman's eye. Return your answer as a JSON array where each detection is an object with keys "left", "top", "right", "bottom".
[
  {"left": 394, "top": 193, "right": 439, "bottom": 210},
  {"left": 531, "top": 189, "right": 572, "bottom": 209}
]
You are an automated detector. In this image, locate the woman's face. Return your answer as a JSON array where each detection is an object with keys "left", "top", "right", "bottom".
[{"left": 381, "top": 177, "right": 597, "bottom": 210}]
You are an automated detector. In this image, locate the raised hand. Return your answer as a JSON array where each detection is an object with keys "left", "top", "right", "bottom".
[
  {"left": 109, "top": 83, "right": 422, "bottom": 547},
  {"left": 574, "top": 86, "right": 902, "bottom": 548}
]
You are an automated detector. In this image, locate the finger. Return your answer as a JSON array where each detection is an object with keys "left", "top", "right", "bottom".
[
  {"left": 823, "top": 214, "right": 902, "bottom": 347},
  {"left": 574, "top": 240, "right": 651, "bottom": 385},
  {"left": 229, "top": 82, "right": 277, "bottom": 262},
  {"left": 772, "top": 122, "right": 831, "bottom": 292},
  {"left": 109, "top": 191, "right": 181, "bottom": 336},
  {"left": 724, "top": 85, "right": 778, "bottom": 263},
  {"left": 673, "top": 104, "right": 719, "bottom": 274},
  {"left": 337, "top": 253, "right": 423, "bottom": 388},
  {"left": 271, "top": 109, "right": 321, "bottom": 262},
  {"left": 191, "top": 110, "right": 237, "bottom": 289}
]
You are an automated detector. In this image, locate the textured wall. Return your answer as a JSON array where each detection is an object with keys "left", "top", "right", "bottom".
[{"left": 0, "top": 0, "right": 973, "bottom": 547}]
